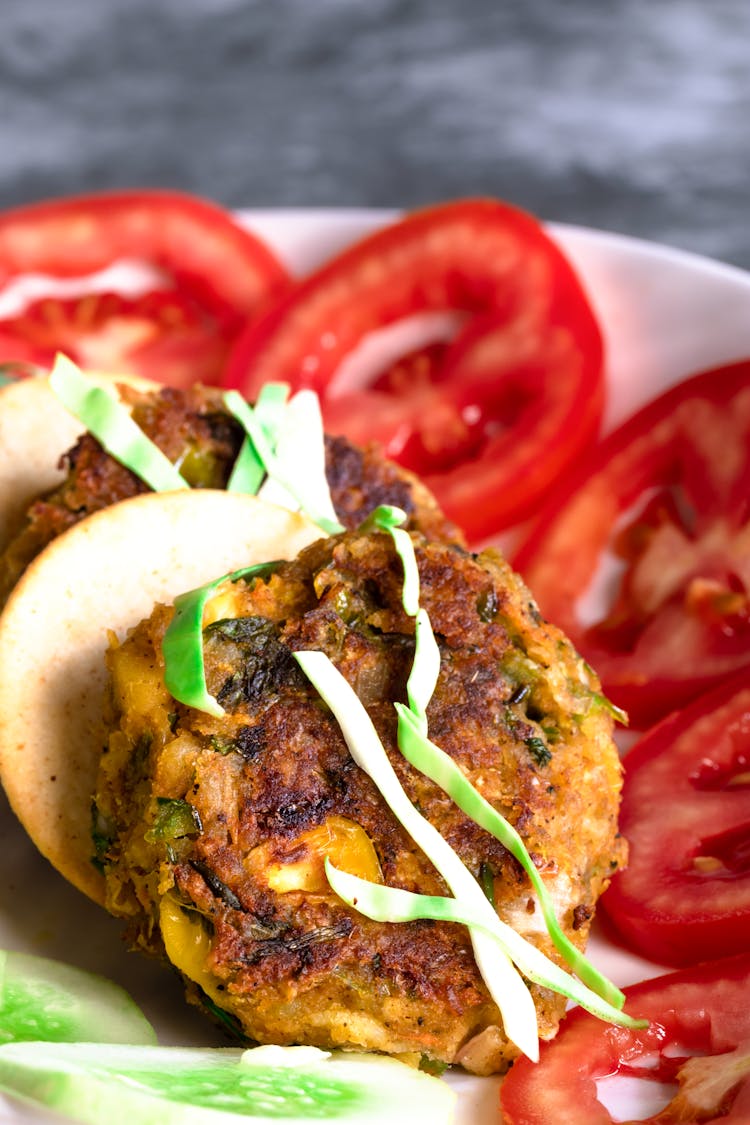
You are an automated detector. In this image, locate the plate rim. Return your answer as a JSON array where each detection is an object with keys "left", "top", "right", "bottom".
[{"left": 239, "top": 204, "right": 750, "bottom": 286}]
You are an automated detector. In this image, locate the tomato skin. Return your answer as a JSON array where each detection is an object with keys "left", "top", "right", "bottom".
[
  {"left": 513, "top": 359, "right": 750, "bottom": 728},
  {"left": 0, "top": 190, "right": 288, "bottom": 314},
  {"left": 0, "top": 190, "right": 289, "bottom": 386},
  {"left": 223, "top": 199, "right": 604, "bottom": 542},
  {"left": 500, "top": 954, "right": 750, "bottom": 1125},
  {"left": 600, "top": 673, "right": 750, "bottom": 967}
]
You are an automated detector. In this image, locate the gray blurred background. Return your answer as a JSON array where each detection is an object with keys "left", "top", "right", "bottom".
[{"left": 2, "top": 0, "right": 749, "bottom": 266}]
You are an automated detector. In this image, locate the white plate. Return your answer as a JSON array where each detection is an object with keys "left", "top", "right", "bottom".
[{"left": 3, "top": 210, "right": 750, "bottom": 1124}]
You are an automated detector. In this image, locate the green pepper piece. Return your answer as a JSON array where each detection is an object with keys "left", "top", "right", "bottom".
[{"left": 145, "top": 798, "right": 202, "bottom": 843}]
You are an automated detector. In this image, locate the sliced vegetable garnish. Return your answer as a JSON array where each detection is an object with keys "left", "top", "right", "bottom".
[
  {"left": 163, "top": 396, "right": 342, "bottom": 718},
  {"left": 0, "top": 949, "right": 155, "bottom": 1046},
  {"left": 405, "top": 610, "right": 441, "bottom": 728},
  {"left": 163, "top": 562, "right": 281, "bottom": 718},
  {"left": 324, "top": 861, "right": 640, "bottom": 1031},
  {"left": 258, "top": 390, "right": 340, "bottom": 529},
  {"left": 294, "top": 648, "right": 540, "bottom": 1063},
  {"left": 226, "top": 381, "right": 289, "bottom": 494},
  {"left": 364, "top": 507, "right": 438, "bottom": 719},
  {"left": 325, "top": 858, "right": 500, "bottom": 930},
  {"left": 372, "top": 503, "right": 625, "bottom": 1008},
  {"left": 224, "top": 388, "right": 344, "bottom": 535},
  {"left": 298, "top": 651, "right": 640, "bottom": 1058},
  {"left": 364, "top": 505, "right": 439, "bottom": 725},
  {"left": 0, "top": 1041, "right": 456, "bottom": 1125},
  {"left": 48, "top": 354, "right": 188, "bottom": 492},
  {"left": 394, "top": 703, "right": 625, "bottom": 1009},
  {"left": 362, "top": 505, "right": 420, "bottom": 616}
]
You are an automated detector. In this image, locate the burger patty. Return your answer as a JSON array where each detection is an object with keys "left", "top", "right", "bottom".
[
  {"left": 95, "top": 523, "right": 625, "bottom": 1075},
  {"left": 0, "top": 384, "right": 461, "bottom": 604}
]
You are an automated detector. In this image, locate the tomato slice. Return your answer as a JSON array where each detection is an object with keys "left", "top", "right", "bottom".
[
  {"left": 513, "top": 359, "right": 750, "bottom": 728},
  {"left": 0, "top": 191, "right": 289, "bottom": 387},
  {"left": 0, "top": 290, "right": 235, "bottom": 388},
  {"left": 600, "top": 673, "right": 750, "bottom": 967},
  {"left": 500, "top": 954, "right": 750, "bottom": 1124},
  {"left": 223, "top": 199, "right": 604, "bottom": 542}
]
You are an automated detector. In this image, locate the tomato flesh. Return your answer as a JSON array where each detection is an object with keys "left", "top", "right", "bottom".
[
  {"left": 0, "top": 191, "right": 288, "bottom": 387},
  {"left": 600, "top": 673, "right": 750, "bottom": 966},
  {"left": 0, "top": 290, "right": 232, "bottom": 388},
  {"left": 224, "top": 199, "right": 604, "bottom": 542},
  {"left": 500, "top": 954, "right": 750, "bottom": 1124},
  {"left": 513, "top": 359, "right": 750, "bottom": 727},
  {"left": 324, "top": 341, "right": 485, "bottom": 474}
]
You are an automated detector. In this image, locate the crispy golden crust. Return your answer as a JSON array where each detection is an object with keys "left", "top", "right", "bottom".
[
  {"left": 95, "top": 528, "right": 625, "bottom": 1073},
  {"left": 0, "top": 386, "right": 462, "bottom": 604}
]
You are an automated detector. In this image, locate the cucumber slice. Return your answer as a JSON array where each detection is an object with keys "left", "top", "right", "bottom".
[
  {"left": 0, "top": 1043, "right": 457, "bottom": 1124},
  {"left": 0, "top": 950, "right": 156, "bottom": 1046}
]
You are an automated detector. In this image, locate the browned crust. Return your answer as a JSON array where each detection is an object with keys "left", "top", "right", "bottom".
[
  {"left": 96, "top": 526, "right": 625, "bottom": 1070},
  {"left": 0, "top": 383, "right": 463, "bottom": 605}
]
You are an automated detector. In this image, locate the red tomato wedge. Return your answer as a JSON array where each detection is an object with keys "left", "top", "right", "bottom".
[
  {"left": 513, "top": 359, "right": 750, "bottom": 728},
  {"left": 500, "top": 954, "right": 750, "bottom": 1125},
  {"left": 0, "top": 191, "right": 289, "bottom": 386},
  {"left": 601, "top": 673, "right": 750, "bottom": 966},
  {"left": 223, "top": 199, "right": 605, "bottom": 542}
]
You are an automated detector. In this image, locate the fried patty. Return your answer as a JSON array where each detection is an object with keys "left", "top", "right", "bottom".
[
  {"left": 0, "top": 384, "right": 461, "bottom": 604},
  {"left": 94, "top": 523, "right": 625, "bottom": 1074}
]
